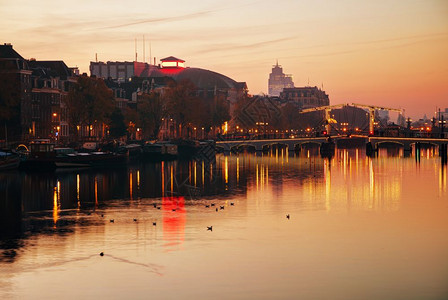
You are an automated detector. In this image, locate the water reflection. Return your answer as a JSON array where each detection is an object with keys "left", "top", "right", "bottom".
[
  {"left": 0, "top": 147, "right": 447, "bottom": 264},
  {"left": 162, "top": 196, "right": 186, "bottom": 250}
]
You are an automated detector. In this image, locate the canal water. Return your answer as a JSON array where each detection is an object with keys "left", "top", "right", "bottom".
[{"left": 1, "top": 148, "right": 447, "bottom": 299}]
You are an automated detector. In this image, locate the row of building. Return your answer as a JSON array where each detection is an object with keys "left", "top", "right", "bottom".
[
  {"left": 1, "top": 42, "right": 334, "bottom": 145},
  {"left": 0, "top": 44, "right": 249, "bottom": 144},
  {"left": 0, "top": 43, "right": 81, "bottom": 143}
]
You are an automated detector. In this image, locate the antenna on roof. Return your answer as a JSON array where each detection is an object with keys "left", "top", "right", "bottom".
[
  {"left": 149, "top": 41, "right": 152, "bottom": 65},
  {"left": 143, "top": 35, "right": 145, "bottom": 63},
  {"left": 135, "top": 38, "right": 137, "bottom": 62},
  {"left": 95, "top": 53, "right": 97, "bottom": 62}
]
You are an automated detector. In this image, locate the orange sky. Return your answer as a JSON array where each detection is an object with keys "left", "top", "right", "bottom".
[{"left": 1, "top": 0, "right": 447, "bottom": 118}]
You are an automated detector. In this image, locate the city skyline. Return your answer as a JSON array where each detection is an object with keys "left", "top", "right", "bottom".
[{"left": 2, "top": 0, "right": 447, "bottom": 118}]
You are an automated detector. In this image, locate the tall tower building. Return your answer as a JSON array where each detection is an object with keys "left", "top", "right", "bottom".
[{"left": 268, "top": 61, "right": 294, "bottom": 96}]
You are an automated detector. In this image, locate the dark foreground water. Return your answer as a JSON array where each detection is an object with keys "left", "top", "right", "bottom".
[{"left": 1, "top": 148, "right": 447, "bottom": 299}]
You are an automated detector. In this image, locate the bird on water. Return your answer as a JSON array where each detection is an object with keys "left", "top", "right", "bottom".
[
  {"left": 110, "top": 219, "right": 114, "bottom": 223},
  {"left": 286, "top": 214, "right": 290, "bottom": 220},
  {"left": 100, "top": 252, "right": 104, "bottom": 256},
  {"left": 207, "top": 226, "right": 213, "bottom": 231}
]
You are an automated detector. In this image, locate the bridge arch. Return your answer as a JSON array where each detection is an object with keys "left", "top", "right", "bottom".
[
  {"left": 262, "top": 143, "right": 289, "bottom": 152},
  {"left": 230, "top": 144, "right": 256, "bottom": 154},
  {"left": 376, "top": 141, "right": 405, "bottom": 148},
  {"left": 294, "top": 141, "right": 322, "bottom": 152}
]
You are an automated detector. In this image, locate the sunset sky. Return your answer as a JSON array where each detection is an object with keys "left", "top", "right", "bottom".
[{"left": 1, "top": 0, "right": 447, "bottom": 119}]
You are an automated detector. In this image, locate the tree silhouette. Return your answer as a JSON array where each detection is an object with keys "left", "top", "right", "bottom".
[
  {"left": 66, "top": 75, "right": 114, "bottom": 140},
  {"left": 137, "top": 91, "right": 166, "bottom": 139},
  {"left": 164, "top": 79, "right": 199, "bottom": 138},
  {"left": 109, "top": 108, "right": 127, "bottom": 139}
]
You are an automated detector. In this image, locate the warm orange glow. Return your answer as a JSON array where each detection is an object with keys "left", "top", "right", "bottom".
[
  {"left": 76, "top": 174, "right": 80, "bottom": 209},
  {"left": 53, "top": 181, "right": 60, "bottom": 227},
  {"left": 236, "top": 157, "right": 239, "bottom": 184},
  {"left": 129, "top": 171, "right": 133, "bottom": 200},
  {"left": 94, "top": 176, "right": 98, "bottom": 207},
  {"left": 225, "top": 156, "right": 229, "bottom": 186},
  {"left": 194, "top": 160, "right": 197, "bottom": 187},
  {"left": 137, "top": 170, "right": 140, "bottom": 188}
]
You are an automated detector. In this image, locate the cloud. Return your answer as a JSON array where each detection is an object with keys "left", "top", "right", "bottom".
[
  {"left": 195, "top": 36, "right": 297, "bottom": 55},
  {"left": 98, "top": 11, "right": 213, "bottom": 30}
]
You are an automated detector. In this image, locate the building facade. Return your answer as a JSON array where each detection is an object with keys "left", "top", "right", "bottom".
[
  {"left": 0, "top": 43, "right": 32, "bottom": 143},
  {"left": 90, "top": 61, "right": 149, "bottom": 83},
  {"left": 28, "top": 60, "right": 78, "bottom": 142},
  {"left": 268, "top": 61, "right": 294, "bottom": 96},
  {"left": 280, "top": 86, "right": 329, "bottom": 109}
]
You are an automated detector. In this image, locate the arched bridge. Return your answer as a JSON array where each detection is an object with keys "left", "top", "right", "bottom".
[
  {"left": 368, "top": 137, "right": 448, "bottom": 152},
  {"left": 216, "top": 137, "right": 329, "bottom": 152}
]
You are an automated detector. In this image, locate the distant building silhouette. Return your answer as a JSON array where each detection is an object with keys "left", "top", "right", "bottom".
[
  {"left": 280, "top": 87, "right": 329, "bottom": 109},
  {"left": 268, "top": 61, "right": 294, "bottom": 96}
]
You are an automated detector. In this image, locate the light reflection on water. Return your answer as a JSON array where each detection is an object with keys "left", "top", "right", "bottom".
[{"left": 1, "top": 147, "right": 448, "bottom": 299}]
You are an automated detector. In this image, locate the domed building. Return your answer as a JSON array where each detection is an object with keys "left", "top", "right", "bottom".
[{"left": 140, "top": 56, "right": 247, "bottom": 98}]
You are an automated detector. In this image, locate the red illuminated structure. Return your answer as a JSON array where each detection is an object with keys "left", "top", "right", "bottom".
[{"left": 160, "top": 56, "right": 185, "bottom": 69}]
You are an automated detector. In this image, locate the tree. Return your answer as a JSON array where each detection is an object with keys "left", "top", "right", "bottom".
[
  {"left": 164, "top": 79, "right": 199, "bottom": 138},
  {"left": 66, "top": 75, "right": 115, "bottom": 141},
  {"left": 137, "top": 91, "right": 166, "bottom": 139},
  {"left": 195, "top": 93, "right": 231, "bottom": 138},
  {"left": 108, "top": 108, "right": 127, "bottom": 139}
]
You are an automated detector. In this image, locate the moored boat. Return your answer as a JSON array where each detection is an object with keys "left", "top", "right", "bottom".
[
  {"left": 20, "top": 139, "right": 126, "bottom": 170},
  {"left": 0, "top": 151, "right": 21, "bottom": 171},
  {"left": 142, "top": 142, "right": 178, "bottom": 161}
]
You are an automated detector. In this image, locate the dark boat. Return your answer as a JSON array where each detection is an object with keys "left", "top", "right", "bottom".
[
  {"left": 142, "top": 142, "right": 178, "bottom": 161},
  {"left": 124, "top": 143, "right": 143, "bottom": 159},
  {"left": 0, "top": 151, "right": 21, "bottom": 171},
  {"left": 20, "top": 139, "right": 127, "bottom": 170},
  {"left": 175, "top": 140, "right": 200, "bottom": 159}
]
